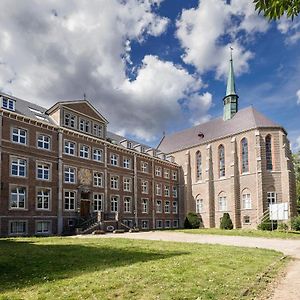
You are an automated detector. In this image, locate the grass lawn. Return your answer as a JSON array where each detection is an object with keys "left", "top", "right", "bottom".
[
  {"left": 178, "top": 228, "right": 300, "bottom": 239},
  {"left": 0, "top": 237, "right": 286, "bottom": 300}
]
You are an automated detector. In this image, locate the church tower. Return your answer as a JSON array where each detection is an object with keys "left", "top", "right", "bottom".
[{"left": 223, "top": 50, "right": 239, "bottom": 120}]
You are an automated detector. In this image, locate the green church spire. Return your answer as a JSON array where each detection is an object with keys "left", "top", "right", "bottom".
[{"left": 223, "top": 47, "right": 239, "bottom": 121}]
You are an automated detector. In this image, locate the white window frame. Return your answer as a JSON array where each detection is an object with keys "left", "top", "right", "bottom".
[
  {"left": 64, "top": 112, "right": 76, "bottom": 128},
  {"left": 155, "top": 166, "right": 162, "bottom": 177},
  {"left": 10, "top": 186, "right": 27, "bottom": 209},
  {"left": 242, "top": 193, "right": 251, "bottom": 210},
  {"left": 165, "top": 201, "right": 170, "bottom": 214},
  {"left": 164, "top": 185, "right": 170, "bottom": 197},
  {"left": 123, "top": 177, "right": 132, "bottom": 192},
  {"left": 93, "top": 172, "right": 104, "bottom": 187},
  {"left": 37, "top": 134, "right": 51, "bottom": 150},
  {"left": 141, "top": 180, "right": 148, "bottom": 194},
  {"left": 36, "top": 188, "right": 51, "bottom": 210},
  {"left": 267, "top": 191, "right": 277, "bottom": 205},
  {"left": 123, "top": 157, "right": 131, "bottom": 169},
  {"left": 141, "top": 161, "right": 148, "bottom": 173},
  {"left": 64, "top": 190, "right": 76, "bottom": 211},
  {"left": 172, "top": 201, "right": 178, "bottom": 214},
  {"left": 156, "top": 220, "right": 163, "bottom": 229},
  {"left": 93, "top": 193, "right": 103, "bottom": 212},
  {"left": 156, "top": 183, "right": 162, "bottom": 196},
  {"left": 156, "top": 200, "right": 162, "bottom": 213},
  {"left": 9, "top": 220, "right": 27, "bottom": 235},
  {"left": 172, "top": 170, "right": 177, "bottom": 180},
  {"left": 79, "top": 144, "right": 90, "bottom": 159},
  {"left": 64, "top": 140, "right": 76, "bottom": 156},
  {"left": 36, "top": 162, "right": 51, "bottom": 181},
  {"left": 218, "top": 196, "right": 227, "bottom": 212},
  {"left": 93, "top": 123, "right": 103, "bottom": 137},
  {"left": 141, "top": 198, "right": 148, "bottom": 213},
  {"left": 11, "top": 127, "right": 27, "bottom": 145},
  {"left": 172, "top": 186, "right": 178, "bottom": 198},
  {"left": 196, "top": 198, "right": 203, "bottom": 213},
  {"left": 64, "top": 166, "right": 76, "bottom": 184},
  {"left": 164, "top": 168, "right": 170, "bottom": 179},
  {"left": 11, "top": 157, "right": 27, "bottom": 177},
  {"left": 141, "top": 220, "right": 149, "bottom": 229},
  {"left": 110, "top": 153, "right": 119, "bottom": 166},
  {"left": 2, "top": 97, "right": 15, "bottom": 111},
  {"left": 93, "top": 149, "right": 103, "bottom": 162},
  {"left": 110, "top": 175, "right": 119, "bottom": 190},
  {"left": 111, "top": 195, "right": 119, "bottom": 212},
  {"left": 36, "top": 221, "right": 51, "bottom": 234},
  {"left": 124, "top": 196, "right": 132, "bottom": 213}
]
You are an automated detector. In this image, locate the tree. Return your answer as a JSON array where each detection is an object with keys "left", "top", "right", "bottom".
[
  {"left": 220, "top": 213, "right": 233, "bottom": 230},
  {"left": 184, "top": 212, "right": 203, "bottom": 229},
  {"left": 253, "top": 0, "right": 300, "bottom": 20},
  {"left": 293, "top": 152, "right": 300, "bottom": 214}
]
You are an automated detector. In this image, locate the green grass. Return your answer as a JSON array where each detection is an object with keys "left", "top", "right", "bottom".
[
  {"left": 0, "top": 237, "right": 286, "bottom": 300},
  {"left": 178, "top": 228, "right": 300, "bottom": 239}
]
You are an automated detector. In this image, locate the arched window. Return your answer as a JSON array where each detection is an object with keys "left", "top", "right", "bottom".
[
  {"left": 219, "top": 145, "right": 225, "bottom": 177},
  {"left": 242, "top": 189, "right": 251, "bottom": 209},
  {"left": 196, "top": 151, "right": 202, "bottom": 180},
  {"left": 218, "top": 192, "right": 227, "bottom": 211},
  {"left": 196, "top": 196, "right": 203, "bottom": 213},
  {"left": 265, "top": 135, "right": 273, "bottom": 170},
  {"left": 241, "top": 138, "right": 249, "bottom": 173}
]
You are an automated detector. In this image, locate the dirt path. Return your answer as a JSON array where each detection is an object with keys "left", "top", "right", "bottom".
[{"left": 75, "top": 231, "right": 300, "bottom": 299}]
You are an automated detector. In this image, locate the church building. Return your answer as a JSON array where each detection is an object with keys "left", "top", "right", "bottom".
[{"left": 158, "top": 55, "right": 297, "bottom": 228}]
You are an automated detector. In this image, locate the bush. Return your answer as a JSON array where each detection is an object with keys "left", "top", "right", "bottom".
[
  {"left": 184, "top": 212, "right": 202, "bottom": 229},
  {"left": 277, "top": 222, "right": 289, "bottom": 231},
  {"left": 220, "top": 213, "right": 233, "bottom": 230},
  {"left": 291, "top": 216, "right": 300, "bottom": 231},
  {"left": 258, "top": 217, "right": 277, "bottom": 231}
]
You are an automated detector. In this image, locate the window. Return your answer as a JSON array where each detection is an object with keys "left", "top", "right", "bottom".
[
  {"left": 219, "top": 145, "right": 225, "bottom": 177},
  {"left": 110, "top": 153, "right": 119, "bottom": 166},
  {"left": 93, "top": 149, "right": 103, "bottom": 161},
  {"left": 164, "top": 185, "right": 170, "bottom": 197},
  {"left": 127, "top": 141, "right": 133, "bottom": 149},
  {"left": 172, "top": 171, "right": 177, "bottom": 180},
  {"left": 173, "top": 220, "right": 179, "bottom": 228},
  {"left": 164, "top": 169, "right": 170, "bottom": 179},
  {"left": 93, "top": 123, "right": 103, "bottom": 137},
  {"left": 266, "top": 135, "right": 273, "bottom": 171},
  {"left": 196, "top": 151, "right": 202, "bottom": 180},
  {"left": 142, "top": 199, "right": 148, "bottom": 213},
  {"left": 141, "top": 220, "right": 148, "bottom": 229},
  {"left": 165, "top": 220, "right": 171, "bottom": 228},
  {"left": 12, "top": 128, "right": 27, "bottom": 144},
  {"left": 10, "top": 221, "right": 26, "bottom": 235},
  {"left": 165, "top": 201, "right": 170, "bottom": 213},
  {"left": 11, "top": 158, "right": 27, "bottom": 177},
  {"left": 37, "top": 134, "right": 51, "bottom": 150},
  {"left": 124, "top": 197, "right": 131, "bottom": 213},
  {"left": 141, "top": 162, "right": 148, "bottom": 173},
  {"left": 156, "top": 200, "right": 162, "bottom": 213},
  {"left": 155, "top": 166, "right": 162, "bottom": 177},
  {"left": 218, "top": 195, "right": 227, "bottom": 211},
  {"left": 79, "top": 118, "right": 90, "bottom": 133},
  {"left": 79, "top": 145, "right": 90, "bottom": 159},
  {"left": 10, "top": 187, "right": 26, "bottom": 209},
  {"left": 64, "top": 191, "right": 76, "bottom": 210},
  {"left": 37, "top": 163, "right": 50, "bottom": 180},
  {"left": 196, "top": 197, "right": 203, "bottom": 213},
  {"left": 93, "top": 172, "right": 103, "bottom": 187},
  {"left": 2, "top": 97, "right": 15, "bottom": 111},
  {"left": 110, "top": 176, "right": 119, "bottom": 190},
  {"left": 243, "top": 216, "right": 251, "bottom": 224},
  {"left": 93, "top": 193, "right": 103, "bottom": 212},
  {"left": 111, "top": 196, "right": 119, "bottom": 212},
  {"left": 64, "top": 167, "right": 76, "bottom": 183},
  {"left": 172, "top": 186, "right": 178, "bottom": 198},
  {"left": 37, "top": 189, "right": 50, "bottom": 210},
  {"left": 64, "top": 141, "right": 76, "bottom": 156},
  {"left": 241, "top": 138, "right": 249, "bottom": 173},
  {"left": 123, "top": 178, "right": 131, "bottom": 192},
  {"left": 156, "top": 220, "right": 163, "bottom": 229},
  {"left": 156, "top": 183, "right": 162, "bottom": 196},
  {"left": 141, "top": 181, "right": 148, "bottom": 194},
  {"left": 267, "top": 191, "right": 276, "bottom": 205},
  {"left": 64, "top": 113, "right": 76, "bottom": 128},
  {"left": 123, "top": 157, "right": 131, "bottom": 169},
  {"left": 173, "top": 201, "right": 178, "bottom": 214},
  {"left": 242, "top": 192, "right": 251, "bottom": 209},
  {"left": 36, "top": 221, "right": 51, "bottom": 234}
]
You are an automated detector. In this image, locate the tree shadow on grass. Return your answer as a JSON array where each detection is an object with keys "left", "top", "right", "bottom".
[{"left": 0, "top": 238, "right": 188, "bottom": 293}]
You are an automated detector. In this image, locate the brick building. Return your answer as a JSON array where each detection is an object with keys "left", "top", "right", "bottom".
[{"left": 0, "top": 96, "right": 180, "bottom": 236}]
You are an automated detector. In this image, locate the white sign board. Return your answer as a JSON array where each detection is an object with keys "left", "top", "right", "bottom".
[{"left": 269, "top": 203, "right": 289, "bottom": 221}]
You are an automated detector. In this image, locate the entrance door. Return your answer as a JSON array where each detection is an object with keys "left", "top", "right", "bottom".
[{"left": 80, "top": 200, "right": 91, "bottom": 218}]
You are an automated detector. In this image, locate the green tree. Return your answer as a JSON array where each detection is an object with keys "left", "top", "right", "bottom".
[
  {"left": 184, "top": 212, "right": 203, "bottom": 229},
  {"left": 293, "top": 152, "right": 300, "bottom": 214},
  {"left": 253, "top": 0, "right": 300, "bottom": 20},
  {"left": 220, "top": 213, "right": 234, "bottom": 230}
]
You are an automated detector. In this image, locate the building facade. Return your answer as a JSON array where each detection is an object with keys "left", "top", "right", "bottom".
[
  {"left": 0, "top": 96, "right": 180, "bottom": 236},
  {"left": 159, "top": 57, "right": 297, "bottom": 229}
]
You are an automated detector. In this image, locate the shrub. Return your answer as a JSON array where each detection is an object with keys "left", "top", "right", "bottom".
[
  {"left": 258, "top": 217, "right": 277, "bottom": 231},
  {"left": 291, "top": 216, "right": 300, "bottom": 231},
  {"left": 220, "top": 213, "right": 233, "bottom": 230},
  {"left": 184, "top": 212, "right": 202, "bottom": 229},
  {"left": 277, "top": 222, "right": 289, "bottom": 231}
]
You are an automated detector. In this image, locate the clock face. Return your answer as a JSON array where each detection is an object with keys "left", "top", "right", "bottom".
[{"left": 78, "top": 168, "right": 92, "bottom": 186}]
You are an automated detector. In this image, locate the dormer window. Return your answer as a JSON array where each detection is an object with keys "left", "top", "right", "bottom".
[
  {"left": 64, "top": 113, "right": 76, "bottom": 128},
  {"left": 79, "top": 118, "right": 90, "bottom": 133},
  {"left": 127, "top": 142, "right": 132, "bottom": 149},
  {"left": 140, "top": 146, "right": 145, "bottom": 153},
  {"left": 93, "top": 123, "right": 103, "bottom": 137},
  {"left": 2, "top": 97, "right": 15, "bottom": 111}
]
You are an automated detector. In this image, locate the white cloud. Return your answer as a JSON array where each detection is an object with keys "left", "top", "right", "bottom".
[
  {"left": 297, "top": 89, "right": 300, "bottom": 105},
  {"left": 0, "top": 0, "right": 212, "bottom": 143},
  {"left": 277, "top": 17, "right": 300, "bottom": 44},
  {"left": 176, "top": 0, "right": 269, "bottom": 78}
]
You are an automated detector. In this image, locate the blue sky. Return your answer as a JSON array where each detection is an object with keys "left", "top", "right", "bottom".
[{"left": 0, "top": 0, "right": 299, "bottom": 150}]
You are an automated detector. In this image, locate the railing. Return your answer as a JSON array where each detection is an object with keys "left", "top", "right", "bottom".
[{"left": 78, "top": 215, "right": 98, "bottom": 231}]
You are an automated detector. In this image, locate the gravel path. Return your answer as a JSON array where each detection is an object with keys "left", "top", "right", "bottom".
[{"left": 75, "top": 231, "right": 300, "bottom": 299}]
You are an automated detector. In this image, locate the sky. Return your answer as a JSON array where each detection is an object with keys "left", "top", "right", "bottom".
[{"left": 0, "top": 0, "right": 300, "bottom": 150}]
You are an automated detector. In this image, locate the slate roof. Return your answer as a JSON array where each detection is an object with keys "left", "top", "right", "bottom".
[{"left": 158, "top": 106, "right": 284, "bottom": 154}]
